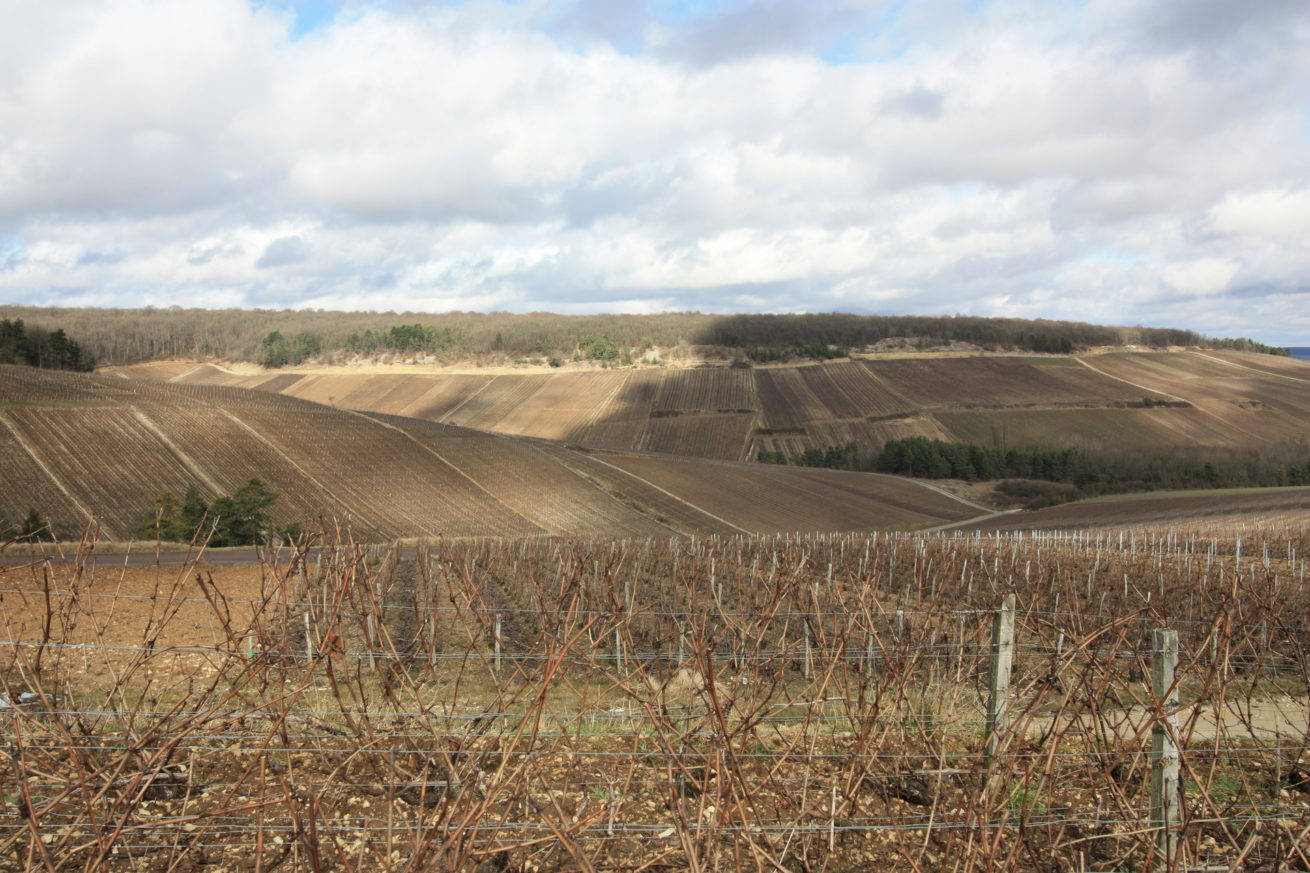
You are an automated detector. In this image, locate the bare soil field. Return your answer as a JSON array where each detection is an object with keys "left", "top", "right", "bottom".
[
  {"left": 1197, "top": 349, "right": 1310, "bottom": 380},
  {"left": 597, "top": 454, "right": 984, "bottom": 533},
  {"left": 1082, "top": 352, "right": 1310, "bottom": 442},
  {"left": 0, "top": 366, "right": 986, "bottom": 540},
  {"left": 861, "top": 356, "right": 1159, "bottom": 409},
  {"left": 934, "top": 408, "right": 1204, "bottom": 450},
  {"left": 137, "top": 350, "right": 1310, "bottom": 461},
  {"left": 954, "top": 485, "right": 1310, "bottom": 532},
  {"left": 641, "top": 412, "right": 755, "bottom": 461}
]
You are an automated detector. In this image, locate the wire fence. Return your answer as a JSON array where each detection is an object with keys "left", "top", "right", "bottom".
[{"left": 1, "top": 524, "right": 1308, "bottom": 872}]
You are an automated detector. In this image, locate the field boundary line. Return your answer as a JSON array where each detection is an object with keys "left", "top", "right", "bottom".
[
  {"left": 577, "top": 370, "right": 627, "bottom": 435},
  {"left": 849, "top": 360, "right": 918, "bottom": 410},
  {"left": 1189, "top": 350, "right": 1310, "bottom": 385},
  {"left": 0, "top": 410, "right": 97, "bottom": 529},
  {"left": 579, "top": 454, "right": 752, "bottom": 534},
  {"left": 349, "top": 411, "right": 547, "bottom": 534},
  {"left": 216, "top": 408, "right": 362, "bottom": 523},
  {"left": 440, "top": 374, "right": 496, "bottom": 422},
  {"left": 875, "top": 473, "right": 993, "bottom": 513},
  {"left": 1074, "top": 356, "right": 1191, "bottom": 404},
  {"left": 1080, "top": 353, "right": 1290, "bottom": 446},
  {"left": 922, "top": 508, "right": 1021, "bottom": 532},
  {"left": 169, "top": 363, "right": 212, "bottom": 383},
  {"left": 127, "top": 406, "right": 226, "bottom": 495}
]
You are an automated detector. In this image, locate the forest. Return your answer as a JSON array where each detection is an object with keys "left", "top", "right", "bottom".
[
  {"left": 0, "top": 305, "right": 1288, "bottom": 366},
  {"left": 0, "top": 317, "right": 94, "bottom": 370}
]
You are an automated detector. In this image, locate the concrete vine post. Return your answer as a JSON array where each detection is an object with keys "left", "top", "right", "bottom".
[
  {"left": 1150, "top": 627, "right": 1181, "bottom": 866},
  {"left": 984, "top": 594, "right": 1016, "bottom": 785}
]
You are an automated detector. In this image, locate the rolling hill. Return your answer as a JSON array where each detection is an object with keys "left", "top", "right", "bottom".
[
  {"left": 0, "top": 365, "right": 986, "bottom": 540},
  {"left": 951, "top": 485, "right": 1310, "bottom": 533},
  {"left": 152, "top": 350, "right": 1310, "bottom": 461}
]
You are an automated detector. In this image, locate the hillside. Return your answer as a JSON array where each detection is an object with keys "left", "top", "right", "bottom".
[
  {"left": 951, "top": 485, "right": 1310, "bottom": 533},
  {"left": 1, "top": 306, "right": 1251, "bottom": 366},
  {"left": 0, "top": 365, "right": 985, "bottom": 540},
  {"left": 152, "top": 350, "right": 1310, "bottom": 462}
]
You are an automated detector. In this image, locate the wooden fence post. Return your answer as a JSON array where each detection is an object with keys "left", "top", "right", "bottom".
[
  {"left": 1150, "top": 627, "right": 1180, "bottom": 866},
  {"left": 984, "top": 594, "right": 1016, "bottom": 779}
]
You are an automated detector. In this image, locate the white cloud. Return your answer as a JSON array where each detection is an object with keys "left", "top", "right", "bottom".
[
  {"left": 0, "top": 0, "right": 1308, "bottom": 341},
  {"left": 1206, "top": 188, "right": 1310, "bottom": 245}
]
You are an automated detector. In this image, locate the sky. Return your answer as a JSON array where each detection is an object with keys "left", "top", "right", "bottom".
[{"left": 1, "top": 0, "right": 1308, "bottom": 343}]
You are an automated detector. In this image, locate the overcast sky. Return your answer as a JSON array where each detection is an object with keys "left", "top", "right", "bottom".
[{"left": 1, "top": 0, "right": 1308, "bottom": 342}]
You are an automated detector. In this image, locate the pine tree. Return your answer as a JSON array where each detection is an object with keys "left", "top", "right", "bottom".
[
  {"left": 20, "top": 508, "right": 49, "bottom": 541},
  {"left": 178, "top": 487, "right": 209, "bottom": 540},
  {"left": 210, "top": 479, "right": 278, "bottom": 546}
]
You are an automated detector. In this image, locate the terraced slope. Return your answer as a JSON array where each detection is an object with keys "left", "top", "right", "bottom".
[
  {"left": 0, "top": 366, "right": 984, "bottom": 539},
  {"left": 157, "top": 351, "right": 1310, "bottom": 460}
]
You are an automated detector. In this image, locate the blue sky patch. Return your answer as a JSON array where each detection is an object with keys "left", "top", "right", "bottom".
[
  {"left": 1087, "top": 249, "right": 1149, "bottom": 266},
  {"left": 0, "top": 237, "right": 26, "bottom": 272},
  {"left": 254, "top": 0, "right": 339, "bottom": 40}
]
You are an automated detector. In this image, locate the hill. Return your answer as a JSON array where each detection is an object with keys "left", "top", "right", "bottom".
[
  {"left": 0, "top": 305, "right": 1282, "bottom": 366},
  {"left": 152, "top": 349, "right": 1310, "bottom": 462},
  {"left": 949, "top": 485, "right": 1310, "bottom": 533},
  {"left": 0, "top": 365, "right": 985, "bottom": 540}
]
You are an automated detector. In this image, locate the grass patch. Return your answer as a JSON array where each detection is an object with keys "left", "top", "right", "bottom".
[{"left": 1012, "top": 356, "right": 1082, "bottom": 367}]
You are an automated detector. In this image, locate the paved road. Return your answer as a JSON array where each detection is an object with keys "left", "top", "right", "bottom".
[{"left": 2, "top": 548, "right": 281, "bottom": 567}]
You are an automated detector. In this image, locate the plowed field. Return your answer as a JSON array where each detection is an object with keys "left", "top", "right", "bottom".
[
  {"left": 955, "top": 486, "right": 1310, "bottom": 532},
  {"left": 598, "top": 454, "right": 983, "bottom": 533},
  {"left": 863, "top": 356, "right": 1157, "bottom": 407},
  {"left": 118, "top": 351, "right": 1310, "bottom": 461},
  {"left": 0, "top": 366, "right": 985, "bottom": 539},
  {"left": 642, "top": 413, "right": 754, "bottom": 461}
]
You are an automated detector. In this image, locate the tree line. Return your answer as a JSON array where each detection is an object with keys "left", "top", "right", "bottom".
[
  {"left": 760, "top": 437, "right": 1310, "bottom": 507},
  {"left": 3, "top": 480, "right": 291, "bottom": 545},
  {"left": 0, "top": 508, "right": 66, "bottom": 542},
  {"left": 135, "top": 479, "right": 290, "bottom": 546},
  {"left": 0, "top": 305, "right": 1288, "bottom": 367},
  {"left": 0, "top": 318, "right": 94, "bottom": 370}
]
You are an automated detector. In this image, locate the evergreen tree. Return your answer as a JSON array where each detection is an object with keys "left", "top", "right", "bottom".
[
  {"left": 210, "top": 479, "right": 278, "bottom": 546},
  {"left": 259, "top": 331, "right": 290, "bottom": 368},
  {"left": 178, "top": 486, "right": 209, "bottom": 540},
  {"left": 20, "top": 508, "right": 49, "bottom": 541},
  {"left": 134, "top": 492, "right": 181, "bottom": 541},
  {"left": 0, "top": 318, "right": 30, "bottom": 364},
  {"left": 290, "top": 332, "right": 320, "bottom": 364}
]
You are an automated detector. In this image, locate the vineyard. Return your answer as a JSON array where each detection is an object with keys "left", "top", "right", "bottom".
[
  {"left": 152, "top": 351, "right": 1310, "bottom": 463},
  {"left": 1, "top": 518, "right": 1307, "bottom": 871},
  {"left": 0, "top": 366, "right": 984, "bottom": 539},
  {"left": 957, "top": 487, "right": 1310, "bottom": 534}
]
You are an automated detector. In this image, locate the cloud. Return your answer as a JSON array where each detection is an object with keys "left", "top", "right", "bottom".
[
  {"left": 255, "top": 235, "right": 309, "bottom": 269},
  {"left": 0, "top": 0, "right": 1307, "bottom": 342}
]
